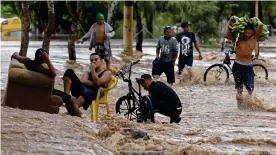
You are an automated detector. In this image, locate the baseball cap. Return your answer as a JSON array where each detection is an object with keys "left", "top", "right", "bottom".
[
  {"left": 181, "top": 21, "right": 192, "bottom": 28},
  {"left": 96, "top": 13, "right": 104, "bottom": 20},
  {"left": 163, "top": 26, "right": 172, "bottom": 32}
]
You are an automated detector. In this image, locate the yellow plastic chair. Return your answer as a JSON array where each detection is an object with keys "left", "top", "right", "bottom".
[{"left": 90, "top": 76, "right": 118, "bottom": 122}]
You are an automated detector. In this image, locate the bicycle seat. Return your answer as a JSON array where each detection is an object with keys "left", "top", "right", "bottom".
[{"left": 136, "top": 78, "right": 145, "bottom": 84}]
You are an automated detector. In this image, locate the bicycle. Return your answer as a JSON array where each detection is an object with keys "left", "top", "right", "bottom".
[
  {"left": 115, "top": 60, "right": 155, "bottom": 123},
  {"left": 203, "top": 41, "right": 268, "bottom": 84}
]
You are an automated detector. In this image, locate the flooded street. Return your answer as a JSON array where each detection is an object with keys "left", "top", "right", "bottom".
[{"left": 1, "top": 40, "right": 276, "bottom": 154}]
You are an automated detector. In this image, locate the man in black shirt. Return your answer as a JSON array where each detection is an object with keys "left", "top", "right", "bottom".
[
  {"left": 176, "top": 21, "right": 202, "bottom": 75},
  {"left": 140, "top": 74, "right": 182, "bottom": 123}
]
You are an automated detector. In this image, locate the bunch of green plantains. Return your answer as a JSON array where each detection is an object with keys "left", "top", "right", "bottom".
[{"left": 229, "top": 14, "right": 269, "bottom": 42}]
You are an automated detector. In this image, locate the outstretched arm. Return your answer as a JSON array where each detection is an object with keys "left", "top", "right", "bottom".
[
  {"left": 11, "top": 52, "right": 30, "bottom": 63},
  {"left": 224, "top": 16, "right": 234, "bottom": 41},
  {"left": 255, "top": 21, "right": 263, "bottom": 38},
  {"left": 78, "top": 24, "right": 95, "bottom": 43}
]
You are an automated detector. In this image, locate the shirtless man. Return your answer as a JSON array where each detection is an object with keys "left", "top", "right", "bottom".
[{"left": 224, "top": 16, "right": 263, "bottom": 105}]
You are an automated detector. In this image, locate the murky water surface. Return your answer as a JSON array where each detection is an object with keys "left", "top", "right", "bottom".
[{"left": 1, "top": 40, "right": 276, "bottom": 154}]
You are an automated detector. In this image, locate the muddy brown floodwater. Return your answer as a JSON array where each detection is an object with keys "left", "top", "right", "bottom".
[{"left": 1, "top": 40, "right": 276, "bottom": 154}]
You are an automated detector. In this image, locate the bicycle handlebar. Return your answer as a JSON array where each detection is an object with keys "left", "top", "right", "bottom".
[
  {"left": 115, "top": 60, "right": 140, "bottom": 80},
  {"left": 131, "top": 60, "right": 140, "bottom": 66}
]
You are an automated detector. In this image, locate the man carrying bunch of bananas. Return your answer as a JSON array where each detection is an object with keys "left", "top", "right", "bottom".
[{"left": 223, "top": 15, "right": 266, "bottom": 106}]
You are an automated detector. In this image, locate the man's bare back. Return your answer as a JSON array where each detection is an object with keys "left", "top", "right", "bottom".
[{"left": 235, "top": 35, "right": 257, "bottom": 64}]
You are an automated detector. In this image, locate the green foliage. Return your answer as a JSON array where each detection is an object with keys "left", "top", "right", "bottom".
[
  {"left": 188, "top": 2, "right": 220, "bottom": 43},
  {"left": 0, "top": 3, "right": 17, "bottom": 18},
  {"left": 151, "top": 12, "right": 174, "bottom": 37},
  {"left": 262, "top": 1, "right": 276, "bottom": 23},
  {"left": 1, "top": 1, "right": 276, "bottom": 42}
]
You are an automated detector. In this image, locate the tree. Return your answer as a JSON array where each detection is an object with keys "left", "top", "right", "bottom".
[
  {"left": 123, "top": 1, "right": 133, "bottom": 55},
  {"left": 42, "top": 0, "right": 55, "bottom": 54},
  {"left": 262, "top": 1, "right": 276, "bottom": 28},
  {"left": 188, "top": 2, "right": 219, "bottom": 43},
  {"left": 140, "top": 1, "right": 155, "bottom": 38},
  {"left": 14, "top": 1, "right": 31, "bottom": 57},
  {"left": 134, "top": 2, "right": 143, "bottom": 52},
  {"left": 66, "top": 1, "right": 83, "bottom": 61},
  {"left": 107, "top": 1, "right": 120, "bottom": 27}
]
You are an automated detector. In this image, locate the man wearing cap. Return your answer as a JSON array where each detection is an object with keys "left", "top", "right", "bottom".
[
  {"left": 152, "top": 26, "right": 178, "bottom": 86},
  {"left": 77, "top": 13, "right": 115, "bottom": 69},
  {"left": 176, "top": 21, "right": 202, "bottom": 75}
]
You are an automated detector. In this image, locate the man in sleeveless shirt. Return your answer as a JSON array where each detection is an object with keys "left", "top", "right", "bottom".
[
  {"left": 55, "top": 53, "right": 112, "bottom": 117},
  {"left": 77, "top": 13, "right": 115, "bottom": 70}
]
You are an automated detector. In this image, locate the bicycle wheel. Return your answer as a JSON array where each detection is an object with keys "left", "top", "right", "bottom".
[
  {"left": 140, "top": 96, "right": 155, "bottom": 123},
  {"left": 252, "top": 57, "right": 266, "bottom": 63},
  {"left": 253, "top": 64, "right": 268, "bottom": 80},
  {"left": 203, "top": 64, "right": 229, "bottom": 85},
  {"left": 116, "top": 96, "right": 136, "bottom": 120}
]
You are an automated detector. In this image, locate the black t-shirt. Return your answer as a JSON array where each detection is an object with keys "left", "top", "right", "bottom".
[
  {"left": 148, "top": 81, "right": 182, "bottom": 110},
  {"left": 176, "top": 32, "right": 196, "bottom": 57}
]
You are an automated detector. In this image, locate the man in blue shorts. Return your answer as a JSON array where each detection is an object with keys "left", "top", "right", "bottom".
[{"left": 224, "top": 16, "right": 263, "bottom": 105}]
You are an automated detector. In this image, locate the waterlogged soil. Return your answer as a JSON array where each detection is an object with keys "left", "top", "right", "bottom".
[{"left": 1, "top": 42, "right": 276, "bottom": 154}]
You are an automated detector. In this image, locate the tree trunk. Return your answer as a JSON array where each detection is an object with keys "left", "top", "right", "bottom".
[
  {"left": 107, "top": 1, "right": 120, "bottom": 27},
  {"left": 134, "top": 2, "right": 143, "bottom": 52},
  {"left": 123, "top": 1, "right": 133, "bottom": 55},
  {"left": 144, "top": 7, "right": 153, "bottom": 38},
  {"left": 66, "top": 1, "right": 83, "bottom": 61},
  {"left": 42, "top": 0, "right": 55, "bottom": 54},
  {"left": 268, "top": 15, "right": 275, "bottom": 32},
  {"left": 14, "top": 1, "right": 30, "bottom": 57}
]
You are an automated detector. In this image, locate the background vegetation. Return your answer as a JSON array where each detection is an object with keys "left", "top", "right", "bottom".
[{"left": 1, "top": 1, "right": 276, "bottom": 43}]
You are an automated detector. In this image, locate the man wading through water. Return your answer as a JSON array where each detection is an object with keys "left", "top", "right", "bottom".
[
  {"left": 224, "top": 16, "right": 263, "bottom": 105},
  {"left": 77, "top": 13, "right": 115, "bottom": 70},
  {"left": 152, "top": 26, "right": 178, "bottom": 87},
  {"left": 176, "top": 21, "right": 202, "bottom": 75}
]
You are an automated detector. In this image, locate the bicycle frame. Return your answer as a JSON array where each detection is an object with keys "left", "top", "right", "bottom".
[
  {"left": 117, "top": 60, "right": 143, "bottom": 115},
  {"left": 220, "top": 42, "right": 234, "bottom": 73},
  {"left": 204, "top": 41, "right": 269, "bottom": 83}
]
